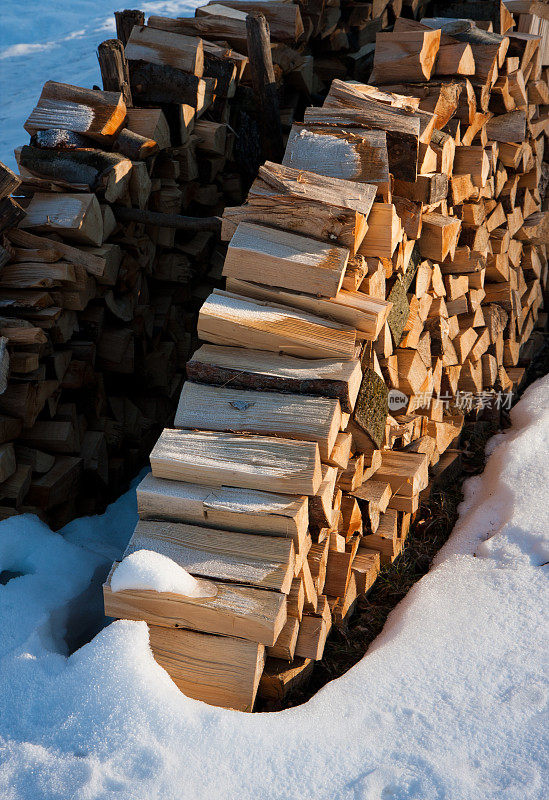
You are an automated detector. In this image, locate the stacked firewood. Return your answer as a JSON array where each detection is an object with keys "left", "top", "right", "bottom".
[
  {"left": 101, "top": 3, "right": 549, "bottom": 710},
  {"left": 0, "top": 6, "right": 335, "bottom": 525}
]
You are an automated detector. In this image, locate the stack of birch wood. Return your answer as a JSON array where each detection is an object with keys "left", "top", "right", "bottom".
[{"left": 102, "top": 2, "right": 549, "bottom": 711}]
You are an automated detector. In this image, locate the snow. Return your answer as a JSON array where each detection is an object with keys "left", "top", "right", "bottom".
[
  {"left": 111, "top": 548, "right": 216, "bottom": 597},
  {"left": 0, "top": 374, "right": 546, "bottom": 799}
]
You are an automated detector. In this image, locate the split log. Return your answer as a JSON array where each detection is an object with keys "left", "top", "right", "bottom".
[
  {"left": 149, "top": 428, "right": 322, "bottom": 496},
  {"left": 24, "top": 82, "right": 126, "bottom": 142},
  {"left": 186, "top": 345, "right": 362, "bottom": 412}
]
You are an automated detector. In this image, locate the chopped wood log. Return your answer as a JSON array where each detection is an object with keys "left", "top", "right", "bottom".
[
  {"left": 225, "top": 277, "right": 391, "bottom": 341},
  {"left": 0, "top": 161, "right": 21, "bottom": 200},
  {"left": 283, "top": 125, "right": 389, "bottom": 187},
  {"left": 246, "top": 12, "right": 284, "bottom": 163},
  {"left": 136, "top": 472, "right": 308, "bottom": 544},
  {"left": 114, "top": 9, "right": 145, "bottom": 45},
  {"left": 186, "top": 345, "right": 362, "bottom": 412},
  {"left": 197, "top": 290, "right": 357, "bottom": 360},
  {"left": 113, "top": 128, "right": 158, "bottom": 160},
  {"left": 125, "top": 519, "right": 295, "bottom": 593},
  {"left": 127, "top": 60, "right": 207, "bottom": 107},
  {"left": 125, "top": 25, "right": 204, "bottom": 75},
  {"left": 149, "top": 626, "right": 265, "bottom": 711},
  {"left": 6, "top": 229, "right": 105, "bottom": 278},
  {"left": 149, "top": 428, "right": 322, "bottom": 496},
  {"left": 97, "top": 39, "right": 132, "bottom": 106},
  {"left": 175, "top": 381, "right": 341, "bottom": 461},
  {"left": 104, "top": 564, "right": 286, "bottom": 646},
  {"left": 373, "top": 29, "right": 441, "bottom": 83},
  {"left": 19, "top": 193, "right": 103, "bottom": 246},
  {"left": 24, "top": 82, "right": 126, "bottom": 142},
  {"left": 0, "top": 198, "right": 26, "bottom": 235},
  {"left": 223, "top": 221, "right": 349, "bottom": 298},
  {"left": 19, "top": 146, "right": 132, "bottom": 202},
  {"left": 125, "top": 108, "right": 171, "bottom": 149}
]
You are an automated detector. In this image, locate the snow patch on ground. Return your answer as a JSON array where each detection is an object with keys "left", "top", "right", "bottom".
[{"left": 0, "top": 376, "right": 546, "bottom": 799}]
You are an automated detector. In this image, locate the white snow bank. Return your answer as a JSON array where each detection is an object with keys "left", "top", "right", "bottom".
[
  {"left": 0, "top": 374, "right": 547, "bottom": 799},
  {"left": 111, "top": 549, "right": 216, "bottom": 597}
]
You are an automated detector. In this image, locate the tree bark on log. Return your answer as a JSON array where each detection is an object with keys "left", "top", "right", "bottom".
[
  {"left": 114, "top": 9, "right": 145, "bottom": 46},
  {"left": 97, "top": 39, "right": 133, "bottom": 107},
  {"left": 245, "top": 14, "right": 284, "bottom": 164}
]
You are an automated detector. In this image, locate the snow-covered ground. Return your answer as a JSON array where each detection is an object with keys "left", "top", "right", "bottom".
[{"left": 0, "top": 375, "right": 546, "bottom": 800}]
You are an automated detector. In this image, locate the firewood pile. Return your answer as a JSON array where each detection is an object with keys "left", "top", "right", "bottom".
[{"left": 2, "top": 1, "right": 549, "bottom": 710}]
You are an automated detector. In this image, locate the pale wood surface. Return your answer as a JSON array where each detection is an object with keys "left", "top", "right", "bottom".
[
  {"left": 125, "top": 519, "right": 295, "bottom": 593},
  {"left": 225, "top": 277, "right": 391, "bottom": 341},
  {"left": 104, "top": 564, "right": 287, "bottom": 646},
  {"left": 148, "top": 625, "right": 265, "bottom": 711},
  {"left": 136, "top": 472, "right": 309, "bottom": 543},
  {"left": 175, "top": 381, "right": 341, "bottom": 461},
  {"left": 197, "top": 290, "right": 357, "bottom": 360},
  {"left": 223, "top": 221, "right": 349, "bottom": 298},
  {"left": 150, "top": 428, "right": 322, "bottom": 496}
]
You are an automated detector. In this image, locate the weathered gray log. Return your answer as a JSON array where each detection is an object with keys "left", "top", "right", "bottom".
[
  {"left": 246, "top": 13, "right": 284, "bottom": 163},
  {"left": 112, "top": 205, "right": 222, "bottom": 232},
  {"left": 115, "top": 9, "right": 145, "bottom": 46},
  {"left": 97, "top": 39, "right": 132, "bottom": 107}
]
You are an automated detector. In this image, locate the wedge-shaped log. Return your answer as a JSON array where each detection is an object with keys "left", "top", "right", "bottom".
[
  {"left": 124, "top": 25, "right": 204, "bottom": 75},
  {"left": 136, "top": 472, "right": 309, "bottom": 544},
  {"left": 150, "top": 428, "right": 322, "bottom": 496},
  {"left": 254, "top": 161, "right": 376, "bottom": 219},
  {"left": 149, "top": 3, "right": 303, "bottom": 44},
  {"left": 222, "top": 222, "right": 349, "bottom": 298},
  {"left": 148, "top": 626, "right": 265, "bottom": 711},
  {"left": 125, "top": 519, "right": 295, "bottom": 593},
  {"left": 197, "top": 290, "right": 357, "bottom": 360},
  {"left": 373, "top": 29, "right": 441, "bottom": 83},
  {"left": 104, "top": 564, "right": 286, "bottom": 646},
  {"left": 225, "top": 278, "right": 391, "bottom": 342},
  {"left": 186, "top": 345, "right": 362, "bottom": 412},
  {"left": 24, "top": 82, "right": 126, "bottom": 142},
  {"left": 376, "top": 451, "right": 429, "bottom": 497},
  {"left": 419, "top": 213, "right": 461, "bottom": 262},
  {"left": 175, "top": 381, "right": 341, "bottom": 462},
  {"left": 283, "top": 125, "right": 389, "bottom": 187},
  {"left": 203, "top": 0, "right": 304, "bottom": 41},
  {"left": 6, "top": 229, "right": 106, "bottom": 278},
  {"left": 357, "top": 203, "right": 403, "bottom": 259},
  {"left": 19, "top": 193, "right": 103, "bottom": 246}
]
